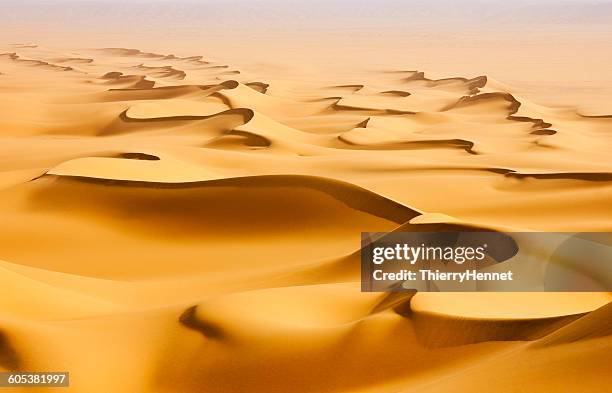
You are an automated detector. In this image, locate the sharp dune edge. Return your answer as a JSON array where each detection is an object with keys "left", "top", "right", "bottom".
[{"left": 0, "top": 44, "right": 611, "bottom": 393}]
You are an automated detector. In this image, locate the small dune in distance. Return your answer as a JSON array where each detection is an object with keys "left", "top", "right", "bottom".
[{"left": 0, "top": 0, "right": 611, "bottom": 392}]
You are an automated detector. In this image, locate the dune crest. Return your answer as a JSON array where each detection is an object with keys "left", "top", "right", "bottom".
[{"left": 0, "top": 43, "right": 610, "bottom": 393}]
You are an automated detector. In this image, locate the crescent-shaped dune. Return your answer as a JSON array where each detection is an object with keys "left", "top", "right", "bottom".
[{"left": 0, "top": 43, "right": 610, "bottom": 393}]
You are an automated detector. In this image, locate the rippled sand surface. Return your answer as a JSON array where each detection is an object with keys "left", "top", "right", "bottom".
[{"left": 1, "top": 1, "right": 611, "bottom": 391}]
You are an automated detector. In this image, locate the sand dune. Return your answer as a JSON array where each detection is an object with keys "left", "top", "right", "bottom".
[{"left": 0, "top": 43, "right": 610, "bottom": 393}]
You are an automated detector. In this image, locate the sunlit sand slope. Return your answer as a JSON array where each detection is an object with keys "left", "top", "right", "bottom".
[{"left": 0, "top": 45, "right": 610, "bottom": 393}]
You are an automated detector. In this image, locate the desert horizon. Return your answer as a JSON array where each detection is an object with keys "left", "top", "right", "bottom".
[{"left": 0, "top": 1, "right": 611, "bottom": 392}]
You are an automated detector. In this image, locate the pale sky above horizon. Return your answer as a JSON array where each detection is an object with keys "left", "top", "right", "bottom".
[
  {"left": 5, "top": 1, "right": 612, "bottom": 27},
  {"left": 3, "top": 0, "right": 611, "bottom": 107}
]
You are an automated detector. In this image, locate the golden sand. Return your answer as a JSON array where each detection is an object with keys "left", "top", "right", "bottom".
[{"left": 0, "top": 43, "right": 610, "bottom": 392}]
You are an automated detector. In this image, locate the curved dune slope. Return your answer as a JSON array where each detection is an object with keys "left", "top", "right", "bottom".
[{"left": 0, "top": 44, "right": 610, "bottom": 393}]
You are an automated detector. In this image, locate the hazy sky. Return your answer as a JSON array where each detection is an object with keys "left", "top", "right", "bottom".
[
  {"left": 5, "top": 0, "right": 612, "bottom": 31},
  {"left": 2, "top": 0, "right": 611, "bottom": 107}
]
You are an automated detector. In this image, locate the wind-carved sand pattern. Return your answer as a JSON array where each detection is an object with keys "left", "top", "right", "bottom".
[{"left": 0, "top": 45, "right": 611, "bottom": 393}]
